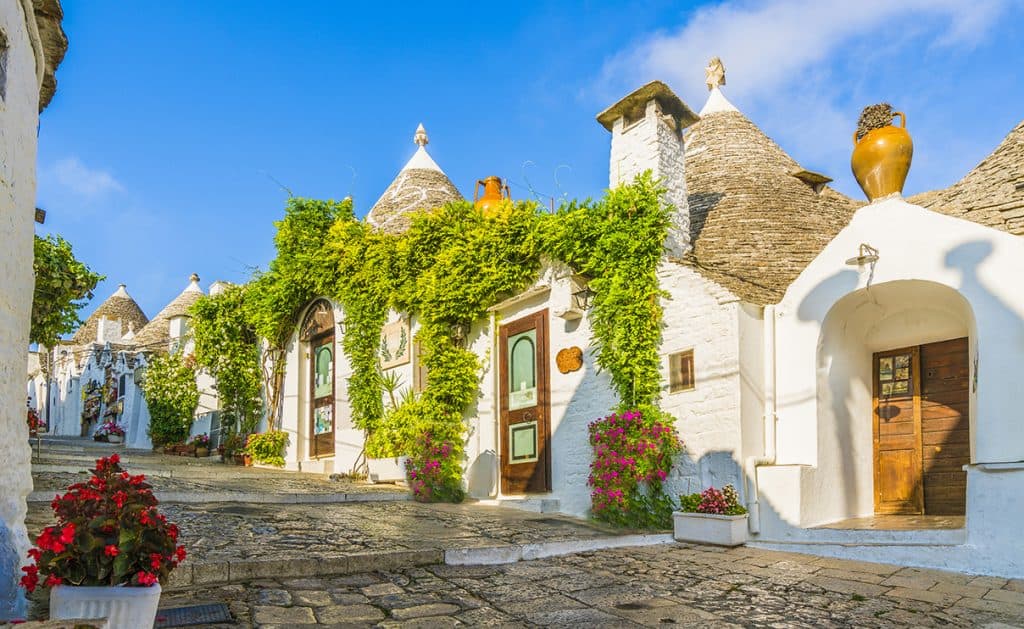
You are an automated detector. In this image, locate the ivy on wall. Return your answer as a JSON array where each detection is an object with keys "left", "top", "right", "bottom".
[{"left": 189, "top": 173, "right": 673, "bottom": 505}]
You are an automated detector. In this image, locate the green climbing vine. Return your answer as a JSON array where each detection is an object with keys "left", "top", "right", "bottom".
[
  {"left": 140, "top": 351, "right": 200, "bottom": 447},
  {"left": 188, "top": 172, "right": 672, "bottom": 505}
]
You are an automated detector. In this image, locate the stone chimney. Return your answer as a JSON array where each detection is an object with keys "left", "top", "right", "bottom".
[{"left": 597, "top": 81, "right": 699, "bottom": 258}]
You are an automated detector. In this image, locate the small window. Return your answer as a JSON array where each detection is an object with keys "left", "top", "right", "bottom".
[{"left": 669, "top": 350, "right": 695, "bottom": 393}]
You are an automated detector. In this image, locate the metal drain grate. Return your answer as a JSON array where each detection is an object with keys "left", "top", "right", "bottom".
[{"left": 155, "top": 603, "right": 233, "bottom": 627}]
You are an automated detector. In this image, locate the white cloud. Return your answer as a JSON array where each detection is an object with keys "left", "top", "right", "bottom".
[
  {"left": 49, "top": 157, "right": 124, "bottom": 197},
  {"left": 598, "top": 0, "right": 1010, "bottom": 105}
]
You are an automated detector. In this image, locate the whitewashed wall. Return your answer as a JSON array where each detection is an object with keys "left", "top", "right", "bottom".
[
  {"left": 758, "top": 197, "right": 1024, "bottom": 576},
  {"left": 0, "top": 0, "right": 44, "bottom": 619}
]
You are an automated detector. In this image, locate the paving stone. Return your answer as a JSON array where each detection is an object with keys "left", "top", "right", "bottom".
[
  {"left": 252, "top": 604, "right": 316, "bottom": 625},
  {"left": 256, "top": 588, "right": 293, "bottom": 606},
  {"left": 389, "top": 603, "right": 462, "bottom": 620},
  {"left": 931, "top": 581, "right": 990, "bottom": 599},
  {"left": 969, "top": 576, "right": 1010, "bottom": 589},
  {"left": 524, "top": 607, "right": 627, "bottom": 625},
  {"left": 314, "top": 603, "right": 386, "bottom": 623},
  {"left": 291, "top": 590, "right": 333, "bottom": 606},
  {"left": 954, "top": 596, "right": 1024, "bottom": 617},
  {"left": 1004, "top": 579, "right": 1024, "bottom": 593},
  {"left": 813, "top": 557, "right": 901, "bottom": 576},
  {"left": 360, "top": 582, "right": 405, "bottom": 597},
  {"left": 984, "top": 588, "right": 1024, "bottom": 606},
  {"left": 328, "top": 590, "right": 371, "bottom": 605},
  {"left": 885, "top": 586, "right": 961, "bottom": 606},
  {"left": 817, "top": 568, "right": 885, "bottom": 584},
  {"left": 804, "top": 575, "right": 890, "bottom": 597},
  {"left": 881, "top": 574, "right": 940, "bottom": 590}
]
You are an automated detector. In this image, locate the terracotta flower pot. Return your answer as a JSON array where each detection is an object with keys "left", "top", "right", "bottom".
[
  {"left": 851, "top": 111, "right": 913, "bottom": 201},
  {"left": 195, "top": 446, "right": 209, "bottom": 458}
]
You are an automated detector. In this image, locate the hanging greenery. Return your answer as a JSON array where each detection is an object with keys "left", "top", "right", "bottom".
[
  {"left": 189, "top": 284, "right": 263, "bottom": 435},
  {"left": 31, "top": 234, "right": 104, "bottom": 346},
  {"left": 189, "top": 173, "right": 673, "bottom": 508},
  {"left": 140, "top": 352, "right": 200, "bottom": 447}
]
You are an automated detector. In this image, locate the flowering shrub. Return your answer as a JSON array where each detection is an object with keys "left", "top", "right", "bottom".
[
  {"left": 588, "top": 410, "right": 682, "bottom": 529},
  {"left": 19, "top": 454, "right": 185, "bottom": 592},
  {"left": 27, "top": 408, "right": 41, "bottom": 434},
  {"left": 679, "top": 484, "right": 747, "bottom": 516},
  {"left": 188, "top": 433, "right": 210, "bottom": 448},
  {"left": 405, "top": 432, "right": 465, "bottom": 503},
  {"left": 96, "top": 421, "right": 125, "bottom": 437}
]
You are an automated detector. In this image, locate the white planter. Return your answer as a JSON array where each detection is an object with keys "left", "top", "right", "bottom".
[
  {"left": 107, "top": 434, "right": 123, "bottom": 444},
  {"left": 672, "top": 511, "right": 748, "bottom": 546},
  {"left": 50, "top": 583, "right": 161, "bottom": 629},
  {"left": 367, "top": 456, "right": 408, "bottom": 483}
]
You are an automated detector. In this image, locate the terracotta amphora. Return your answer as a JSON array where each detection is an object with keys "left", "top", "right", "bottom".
[
  {"left": 474, "top": 176, "right": 511, "bottom": 216},
  {"left": 851, "top": 112, "right": 913, "bottom": 201}
]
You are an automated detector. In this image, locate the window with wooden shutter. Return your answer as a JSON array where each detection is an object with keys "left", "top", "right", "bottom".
[{"left": 669, "top": 350, "right": 695, "bottom": 393}]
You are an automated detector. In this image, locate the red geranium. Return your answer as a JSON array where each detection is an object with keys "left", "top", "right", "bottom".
[{"left": 19, "top": 455, "right": 185, "bottom": 592}]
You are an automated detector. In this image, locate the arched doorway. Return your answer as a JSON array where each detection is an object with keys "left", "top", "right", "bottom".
[
  {"left": 300, "top": 300, "right": 335, "bottom": 459},
  {"left": 817, "top": 280, "right": 975, "bottom": 521}
]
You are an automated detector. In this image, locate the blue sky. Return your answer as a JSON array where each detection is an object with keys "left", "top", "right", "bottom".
[{"left": 36, "top": 1, "right": 1024, "bottom": 323}]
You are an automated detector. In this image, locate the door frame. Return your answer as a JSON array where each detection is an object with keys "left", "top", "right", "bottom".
[
  {"left": 498, "top": 309, "right": 552, "bottom": 494},
  {"left": 872, "top": 345, "right": 923, "bottom": 514}
]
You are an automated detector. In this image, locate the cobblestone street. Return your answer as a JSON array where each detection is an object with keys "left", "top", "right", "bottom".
[
  {"left": 26, "top": 441, "right": 1024, "bottom": 627},
  {"left": 159, "top": 544, "right": 1024, "bottom": 628}
]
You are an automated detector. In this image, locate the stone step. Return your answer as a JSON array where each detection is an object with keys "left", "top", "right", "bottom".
[
  {"left": 27, "top": 490, "right": 410, "bottom": 505},
  {"left": 167, "top": 533, "right": 676, "bottom": 592}
]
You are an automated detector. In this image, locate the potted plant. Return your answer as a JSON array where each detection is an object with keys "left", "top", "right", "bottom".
[
  {"left": 673, "top": 484, "right": 748, "bottom": 546},
  {"left": 98, "top": 421, "right": 125, "bottom": 444},
  {"left": 365, "top": 382, "right": 416, "bottom": 483},
  {"left": 188, "top": 433, "right": 210, "bottom": 457},
  {"left": 221, "top": 433, "right": 244, "bottom": 464},
  {"left": 19, "top": 454, "right": 186, "bottom": 628},
  {"left": 27, "top": 408, "right": 41, "bottom": 438},
  {"left": 244, "top": 431, "right": 288, "bottom": 468}
]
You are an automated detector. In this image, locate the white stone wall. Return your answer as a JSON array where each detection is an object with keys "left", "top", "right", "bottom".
[
  {"left": 758, "top": 197, "right": 1024, "bottom": 576},
  {"left": 657, "top": 263, "right": 749, "bottom": 500},
  {"left": 608, "top": 99, "right": 689, "bottom": 257},
  {"left": 0, "top": 0, "right": 42, "bottom": 618}
]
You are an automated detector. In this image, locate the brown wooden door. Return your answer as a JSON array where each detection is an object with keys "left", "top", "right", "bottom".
[
  {"left": 920, "top": 338, "right": 969, "bottom": 515},
  {"left": 310, "top": 333, "right": 335, "bottom": 459},
  {"left": 873, "top": 338, "right": 970, "bottom": 516},
  {"left": 873, "top": 346, "right": 923, "bottom": 514},
  {"left": 499, "top": 310, "right": 551, "bottom": 494}
]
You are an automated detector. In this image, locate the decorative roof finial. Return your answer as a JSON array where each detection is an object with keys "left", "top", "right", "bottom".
[
  {"left": 190, "top": 273, "right": 200, "bottom": 283},
  {"left": 414, "top": 123, "right": 429, "bottom": 148},
  {"left": 705, "top": 57, "right": 726, "bottom": 91}
]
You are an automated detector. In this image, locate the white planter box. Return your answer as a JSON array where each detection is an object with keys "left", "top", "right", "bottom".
[
  {"left": 50, "top": 583, "right": 161, "bottom": 629},
  {"left": 367, "top": 456, "right": 408, "bottom": 483},
  {"left": 672, "top": 511, "right": 748, "bottom": 546},
  {"left": 107, "top": 435, "right": 123, "bottom": 444}
]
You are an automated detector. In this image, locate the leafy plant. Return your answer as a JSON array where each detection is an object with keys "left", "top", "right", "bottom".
[
  {"left": 96, "top": 421, "right": 124, "bottom": 437},
  {"left": 220, "top": 432, "right": 246, "bottom": 458},
  {"left": 244, "top": 430, "right": 288, "bottom": 467},
  {"left": 140, "top": 352, "right": 199, "bottom": 447},
  {"left": 31, "top": 234, "right": 104, "bottom": 346},
  {"left": 19, "top": 454, "right": 185, "bottom": 591},
  {"left": 405, "top": 432, "right": 465, "bottom": 503},
  {"left": 189, "top": 284, "right": 263, "bottom": 435},
  {"left": 588, "top": 409, "right": 683, "bottom": 529},
  {"left": 187, "top": 433, "right": 210, "bottom": 448},
  {"left": 679, "top": 484, "right": 747, "bottom": 516}
]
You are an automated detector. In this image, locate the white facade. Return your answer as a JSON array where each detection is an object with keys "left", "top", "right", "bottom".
[
  {"left": 751, "top": 197, "right": 1024, "bottom": 576},
  {"left": 0, "top": 0, "right": 59, "bottom": 619}
]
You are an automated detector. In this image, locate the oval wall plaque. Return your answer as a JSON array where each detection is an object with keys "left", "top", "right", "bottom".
[{"left": 556, "top": 346, "right": 584, "bottom": 374}]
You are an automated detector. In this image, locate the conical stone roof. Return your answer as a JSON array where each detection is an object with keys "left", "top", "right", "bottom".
[
  {"left": 366, "top": 124, "right": 463, "bottom": 234},
  {"left": 72, "top": 284, "right": 149, "bottom": 345},
  {"left": 682, "top": 88, "right": 858, "bottom": 305},
  {"left": 132, "top": 274, "right": 205, "bottom": 351},
  {"left": 908, "top": 120, "right": 1024, "bottom": 235}
]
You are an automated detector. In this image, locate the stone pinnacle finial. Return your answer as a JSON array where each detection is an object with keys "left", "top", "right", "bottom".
[
  {"left": 414, "top": 123, "right": 428, "bottom": 147},
  {"left": 705, "top": 57, "right": 726, "bottom": 91},
  {"left": 190, "top": 273, "right": 200, "bottom": 283}
]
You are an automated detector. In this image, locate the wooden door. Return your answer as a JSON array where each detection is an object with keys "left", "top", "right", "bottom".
[
  {"left": 920, "top": 338, "right": 969, "bottom": 515},
  {"left": 499, "top": 310, "right": 551, "bottom": 494},
  {"left": 310, "top": 333, "right": 336, "bottom": 459},
  {"left": 873, "top": 346, "right": 923, "bottom": 514}
]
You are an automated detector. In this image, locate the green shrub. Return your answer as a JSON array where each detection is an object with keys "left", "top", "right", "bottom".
[
  {"left": 245, "top": 430, "right": 289, "bottom": 467},
  {"left": 140, "top": 353, "right": 199, "bottom": 447}
]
